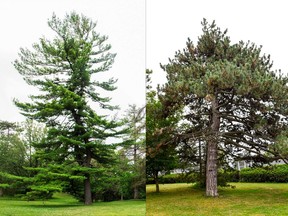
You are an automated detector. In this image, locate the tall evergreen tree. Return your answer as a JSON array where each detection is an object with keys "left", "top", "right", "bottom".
[
  {"left": 122, "top": 104, "right": 145, "bottom": 199},
  {"left": 159, "top": 19, "right": 288, "bottom": 196},
  {"left": 13, "top": 12, "right": 122, "bottom": 205}
]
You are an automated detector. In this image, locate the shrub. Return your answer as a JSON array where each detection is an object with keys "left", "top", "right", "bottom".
[{"left": 234, "top": 164, "right": 288, "bottom": 183}]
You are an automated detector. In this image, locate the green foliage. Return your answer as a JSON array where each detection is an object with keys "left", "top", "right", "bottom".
[
  {"left": 156, "top": 18, "right": 288, "bottom": 196},
  {"left": 239, "top": 165, "right": 288, "bottom": 183},
  {"left": 0, "top": 121, "right": 27, "bottom": 176},
  {"left": 121, "top": 104, "right": 146, "bottom": 199},
  {"left": 12, "top": 12, "right": 125, "bottom": 204},
  {"left": 147, "top": 173, "right": 198, "bottom": 184},
  {"left": 146, "top": 70, "right": 179, "bottom": 182},
  {"left": 220, "top": 164, "right": 288, "bottom": 183}
]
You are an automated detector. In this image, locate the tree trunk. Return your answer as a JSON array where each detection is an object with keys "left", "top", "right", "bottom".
[
  {"left": 199, "top": 139, "right": 203, "bottom": 182},
  {"left": 206, "top": 96, "right": 220, "bottom": 197},
  {"left": 0, "top": 188, "right": 3, "bottom": 197},
  {"left": 84, "top": 176, "right": 92, "bottom": 205},
  {"left": 84, "top": 148, "right": 92, "bottom": 205},
  {"left": 154, "top": 171, "right": 160, "bottom": 193},
  {"left": 133, "top": 144, "right": 139, "bottom": 199},
  {"left": 134, "top": 187, "right": 139, "bottom": 199}
]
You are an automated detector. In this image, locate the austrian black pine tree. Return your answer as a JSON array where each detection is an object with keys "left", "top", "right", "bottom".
[
  {"left": 159, "top": 19, "right": 288, "bottom": 196},
  {"left": 13, "top": 12, "right": 122, "bottom": 205}
]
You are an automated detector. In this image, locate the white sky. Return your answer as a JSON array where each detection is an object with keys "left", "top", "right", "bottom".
[
  {"left": 0, "top": 0, "right": 145, "bottom": 122},
  {"left": 147, "top": 0, "right": 288, "bottom": 87},
  {"left": 2, "top": 0, "right": 288, "bottom": 123}
]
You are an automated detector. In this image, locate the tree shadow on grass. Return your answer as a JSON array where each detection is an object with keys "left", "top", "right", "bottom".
[{"left": 18, "top": 203, "right": 82, "bottom": 209}]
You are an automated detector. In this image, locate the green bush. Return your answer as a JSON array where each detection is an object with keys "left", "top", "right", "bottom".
[
  {"left": 147, "top": 173, "right": 198, "bottom": 184},
  {"left": 147, "top": 165, "right": 288, "bottom": 185},
  {"left": 238, "top": 165, "right": 288, "bottom": 183}
]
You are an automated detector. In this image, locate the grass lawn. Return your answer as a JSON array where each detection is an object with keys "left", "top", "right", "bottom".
[
  {"left": 0, "top": 193, "right": 145, "bottom": 216},
  {"left": 146, "top": 182, "right": 288, "bottom": 216}
]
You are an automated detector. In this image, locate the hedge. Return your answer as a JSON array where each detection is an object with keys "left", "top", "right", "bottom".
[
  {"left": 147, "top": 164, "right": 288, "bottom": 184},
  {"left": 239, "top": 165, "right": 288, "bottom": 183},
  {"left": 146, "top": 173, "right": 198, "bottom": 184}
]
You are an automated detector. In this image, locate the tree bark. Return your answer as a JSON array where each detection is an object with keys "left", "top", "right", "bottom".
[
  {"left": 154, "top": 171, "right": 160, "bottom": 193},
  {"left": 206, "top": 96, "right": 220, "bottom": 197},
  {"left": 199, "top": 139, "right": 203, "bottom": 182},
  {"left": 84, "top": 176, "right": 92, "bottom": 205},
  {"left": 134, "top": 187, "right": 139, "bottom": 199},
  {"left": 133, "top": 144, "right": 139, "bottom": 199},
  {"left": 0, "top": 188, "right": 3, "bottom": 197},
  {"left": 84, "top": 148, "right": 92, "bottom": 205}
]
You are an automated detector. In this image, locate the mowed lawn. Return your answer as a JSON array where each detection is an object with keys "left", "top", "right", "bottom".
[
  {"left": 146, "top": 183, "right": 288, "bottom": 216},
  {"left": 0, "top": 193, "right": 145, "bottom": 216}
]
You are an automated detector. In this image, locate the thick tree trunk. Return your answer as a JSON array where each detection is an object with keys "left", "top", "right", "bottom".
[
  {"left": 154, "top": 171, "right": 160, "bottom": 193},
  {"left": 206, "top": 96, "right": 220, "bottom": 197},
  {"left": 84, "top": 148, "right": 92, "bottom": 205},
  {"left": 0, "top": 188, "right": 3, "bottom": 197},
  {"left": 84, "top": 176, "right": 92, "bottom": 205}
]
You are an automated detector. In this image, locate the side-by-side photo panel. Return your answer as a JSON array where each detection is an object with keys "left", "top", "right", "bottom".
[
  {"left": 0, "top": 0, "right": 145, "bottom": 215},
  {"left": 146, "top": 0, "right": 288, "bottom": 215}
]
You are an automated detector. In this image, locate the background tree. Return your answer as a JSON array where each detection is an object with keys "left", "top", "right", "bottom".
[
  {"left": 158, "top": 19, "right": 288, "bottom": 196},
  {"left": 21, "top": 119, "right": 47, "bottom": 168},
  {"left": 0, "top": 120, "right": 47, "bottom": 197},
  {"left": 146, "top": 70, "right": 179, "bottom": 193},
  {"left": 0, "top": 121, "right": 25, "bottom": 175},
  {"left": 0, "top": 121, "right": 25, "bottom": 196},
  {"left": 13, "top": 12, "right": 123, "bottom": 205},
  {"left": 122, "top": 104, "right": 145, "bottom": 199}
]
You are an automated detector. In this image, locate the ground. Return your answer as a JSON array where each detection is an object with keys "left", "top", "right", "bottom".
[
  {"left": 0, "top": 193, "right": 145, "bottom": 216},
  {"left": 146, "top": 183, "right": 288, "bottom": 216}
]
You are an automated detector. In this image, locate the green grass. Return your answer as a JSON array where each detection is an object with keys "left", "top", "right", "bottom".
[
  {"left": 0, "top": 193, "right": 145, "bottom": 216},
  {"left": 146, "top": 183, "right": 288, "bottom": 216}
]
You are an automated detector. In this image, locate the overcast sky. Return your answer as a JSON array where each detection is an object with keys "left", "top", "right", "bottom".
[
  {"left": 0, "top": 0, "right": 145, "bottom": 122},
  {"left": 147, "top": 0, "right": 288, "bottom": 87},
  {"left": 2, "top": 0, "right": 288, "bottom": 123}
]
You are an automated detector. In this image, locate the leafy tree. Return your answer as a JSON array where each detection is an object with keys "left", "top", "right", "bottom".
[
  {"left": 158, "top": 19, "right": 288, "bottom": 196},
  {"left": 146, "top": 70, "right": 179, "bottom": 193},
  {"left": 0, "top": 121, "right": 26, "bottom": 176},
  {"left": 13, "top": 12, "right": 123, "bottom": 205},
  {"left": 20, "top": 119, "right": 47, "bottom": 168}
]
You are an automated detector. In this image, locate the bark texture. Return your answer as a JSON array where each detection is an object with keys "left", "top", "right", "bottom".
[{"left": 206, "top": 97, "right": 220, "bottom": 197}]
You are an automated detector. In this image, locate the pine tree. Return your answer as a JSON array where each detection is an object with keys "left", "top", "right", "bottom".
[
  {"left": 159, "top": 19, "right": 288, "bottom": 196},
  {"left": 122, "top": 104, "right": 145, "bottom": 199},
  {"left": 13, "top": 12, "right": 123, "bottom": 205}
]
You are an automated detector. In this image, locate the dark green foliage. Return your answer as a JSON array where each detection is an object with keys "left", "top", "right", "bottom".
[
  {"left": 220, "top": 164, "right": 288, "bottom": 183},
  {"left": 156, "top": 19, "right": 288, "bottom": 196},
  {"left": 239, "top": 165, "right": 288, "bottom": 183},
  {"left": 146, "top": 70, "right": 180, "bottom": 193},
  {"left": 147, "top": 173, "right": 198, "bottom": 184}
]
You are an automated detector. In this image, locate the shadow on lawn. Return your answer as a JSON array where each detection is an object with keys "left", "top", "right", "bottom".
[{"left": 20, "top": 203, "right": 82, "bottom": 208}]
